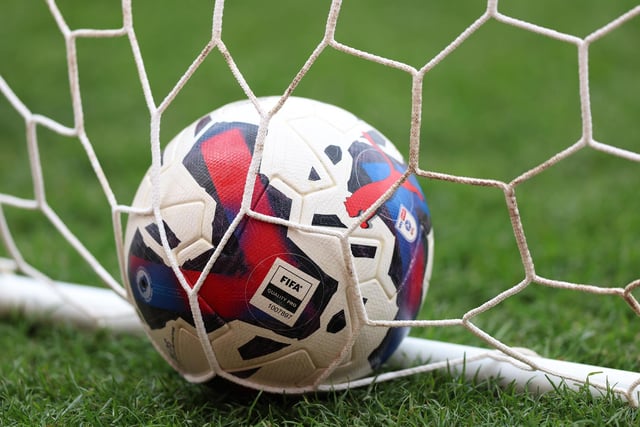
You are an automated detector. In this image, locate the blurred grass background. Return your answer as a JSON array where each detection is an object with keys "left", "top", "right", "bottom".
[{"left": 1, "top": 0, "right": 639, "bottom": 424}]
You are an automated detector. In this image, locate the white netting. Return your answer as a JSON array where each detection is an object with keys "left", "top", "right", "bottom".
[{"left": 1, "top": 0, "right": 639, "bottom": 404}]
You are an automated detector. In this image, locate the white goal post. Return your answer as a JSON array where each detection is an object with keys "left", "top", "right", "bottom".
[
  {"left": 1, "top": 0, "right": 640, "bottom": 407},
  {"left": 1, "top": 271, "right": 639, "bottom": 405}
]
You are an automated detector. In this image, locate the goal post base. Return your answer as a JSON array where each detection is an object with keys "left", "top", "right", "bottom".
[
  {"left": 1, "top": 271, "right": 638, "bottom": 406},
  {"left": 0, "top": 272, "right": 142, "bottom": 333},
  {"left": 391, "top": 336, "right": 640, "bottom": 407}
]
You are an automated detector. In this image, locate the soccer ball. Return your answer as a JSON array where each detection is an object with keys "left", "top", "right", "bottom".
[{"left": 123, "top": 96, "right": 434, "bottom": 392}]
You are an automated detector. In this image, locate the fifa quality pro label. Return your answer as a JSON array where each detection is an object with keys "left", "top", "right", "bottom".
[{"left": 250, "top": 257, "right": 319, "bottom": 327}]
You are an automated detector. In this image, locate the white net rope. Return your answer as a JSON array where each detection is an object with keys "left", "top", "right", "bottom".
[{"left": 1, "top": 0, "right": 639, "bottom": 403}]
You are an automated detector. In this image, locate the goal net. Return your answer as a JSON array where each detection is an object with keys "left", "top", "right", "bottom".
[{"left": 1, "top": 0, "right": 639, "bottom": 405}]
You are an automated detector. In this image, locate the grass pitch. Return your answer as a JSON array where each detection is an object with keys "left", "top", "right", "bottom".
[{"left": 1, "top": 1, "right": 639, "bottom": 425}]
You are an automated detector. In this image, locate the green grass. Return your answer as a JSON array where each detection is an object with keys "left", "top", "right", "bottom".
[
  {"left": 1, "top": 0, "right": 640, "bottom": 425},
  {"left": 2, "top": 314, "right": 638, "bottom": 426}
]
